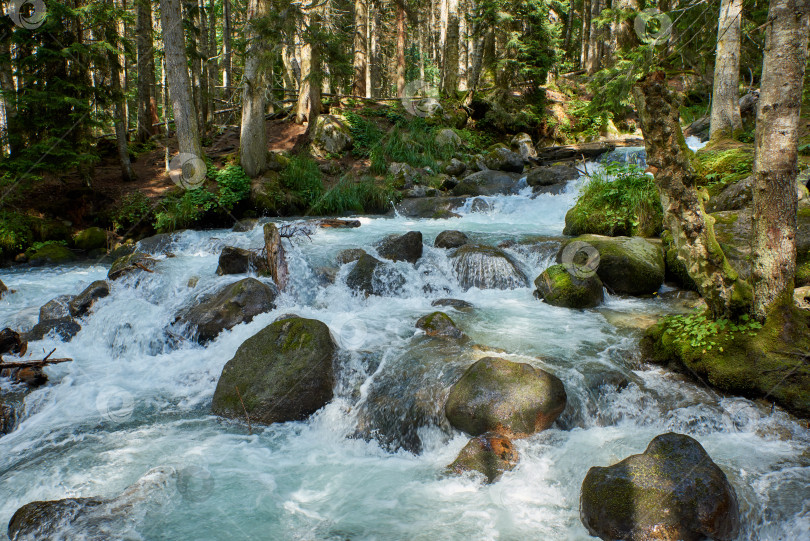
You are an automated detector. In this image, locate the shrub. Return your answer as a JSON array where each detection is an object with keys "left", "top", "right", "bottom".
[
  {"left": 0, "top": 211, "right": 33, "bottom": 258},
  {"left": 308, "top": 177, "right": 401, "bottom": 215},
  {"left": 110, "top": 192, "right": 153, "bottom": 231},
  {"left": 214, "top": 165, "right": 251, "bottom": 211},
  {"left": 154, "top": 188, "right": 217, "bottom": 233},
  {"left": 279, "top": 155, "right": 324, "bottom": 208}
]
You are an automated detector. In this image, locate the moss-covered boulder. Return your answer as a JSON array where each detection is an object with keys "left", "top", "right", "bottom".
[
  {"left": 560, "top": 235, "right": 664, "bottom": 295},
  {"left": 451, "top": 244, "right": 527, "bottom": 290},
  {"left": 452, "top": 170, "right": 520, "bottom": 197},
  {"left": 534, "top": 264, "right": 603, "bottom": 308},
  {"left": 335, "top": 248, "right": 366, "bottom": 265},
  {"left": 72, "top": 227, "right": 107, "bottom": 252},
  {"left": 448, "top": 433, "right": 519, "bottom": 483},
  {"left": 435, "top": 128, "right": 462, "bottom": 148},
  {"left": 580, "top": 432, "right": 740, "bottom": 541},
  {"left": 444, "top": 357, "right": 566, "bottom": 438},
  {"left": 211, "top": 317, "right": 337, "bottom": 425},
  {"left": 510, "top": 133, "right": 536, "bottom": 161},
  {"left": 415, "top": 311, "right": 465, "bottom": 339},
  {"left": 641, "top": 307, "right": 810, "bottom": 418},
  {"left": 25, "top": 243, "right": 77, "bottom": 266},
  {"left": 107, "top": 252, "right": 156, "bottom": 280},
  {"left": 8, "top": 497, "right": 104, "bottom": 540},
  {"left": 483, "top": 146, "right": 524, "bottom": 173},
  {"left": 661, "top": 230, "right": 699, "bottom": 291},
  {"left": 434, "top": 230, "right": 469, "bottom": 249},
  {"left": 311, "top": 114, "right": 353, "bottom": 155},
  {"left": 68, "top": 280, "right": 110, "bottom": 317},
  {"left": 175, "top": 278, "right": 278, "bottom": 343},
  {"left": 376, "top": 231, "right": 423, "bottom": 263}
]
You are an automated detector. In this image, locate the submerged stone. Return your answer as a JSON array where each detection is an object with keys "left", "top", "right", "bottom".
[
  {"left": 451, "top": 244, "right": 527, "bottom": 290},
  {"left": 415, "top": 312, "right": 465, "bottom": 339},
  {"left": 448, "top": 432, "right": 519, "bottom": 483}
]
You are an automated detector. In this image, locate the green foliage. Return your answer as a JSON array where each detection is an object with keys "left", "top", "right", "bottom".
[
  {"left": 664, "top": 310, "right": 763, "bottom": 352},
  {"left": 154, "top": 188, "right": 217, "bottom": 233},
  {"left": 29, "top": 239, "right": 68, "bottom": 251},
  {"left": 696, "top": 147, "right": 754, "bottom": 189},
  {"left": 110, "top": 192, "right": 153, "bottom": 232},
  {"left": 308, "top": 177, "right": 401, "bottom": 215},
  {"left": 0, "top": 211, "right": 32, "bottom": 258},
  {"left": 279, "top": 155, "right": 324, "bottom": 208},
  {"left": 369, "top": 119, "right": 456, "bottom": 175},
  {"left": 214, "top": 165, "right": 251, "bottom": 211},
  {"left": 345, "top": 111, "right": 383, "bottom": 158}
]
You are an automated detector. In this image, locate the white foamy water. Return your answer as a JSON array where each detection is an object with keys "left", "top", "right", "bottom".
[{"left": 1, "top": 152, "right": 807, "bottom": 540}]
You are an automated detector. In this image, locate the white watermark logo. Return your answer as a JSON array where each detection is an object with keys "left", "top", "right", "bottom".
[
  {"left": 560, "top": 241, "right": 600, "bottom": 279},
  {"left": 8, "top": 0, "right": 46, "bottom": 29},
  {"left": 96, "top": 386, "right": 135, "bottom": 423},
  {"left": 169, "top": 153, "right": 207, "bottom": 190},
  {"left": 634, "top": 9, "right": 672, "bottom": 45},
  {"left": 177, "top": 464, "right": 215, "bottom": 503},
  {"left": 401, "top": 79, "right": 441, "bottom": 118}
]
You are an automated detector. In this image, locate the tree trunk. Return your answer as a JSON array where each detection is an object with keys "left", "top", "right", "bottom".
[
  {"left": 136, "top": 0, "right": 157, "bottom": 142},
  {"left": 610, "top": 0, "right": 639, "bottom": 56},
  {"left": 160, "top": 0, "right": 204, "bottom": 161},
  {"left": 563, "top": 0, "right": 574, "bottom": 55},
  {"left": 633, "top": 73, "right": 751, "bottom": 320},
  {"left": 264, "top": 223, "right": 288, "bottom": 291},
  {"left": 208, "top": 0, "right": 217, "bottom": 122},
  {"left": 396, "top": 2, "right": 406, "bottom": 97},
  {"left": 751, "top": 0, "right": 810, "bottom": 320},
  {"left": 107, "top": 0, "right": 135, "bottom": 182},
  {"left": 295, "top": 5, "right": 312, "bottom": 124},
  {"left": 709, "top": 0, "right": 743, "bottom": 140},
  {"left": 585, "top": 0, "right": 601, "bottom": 74},
  {"left": 198, "top": 0, "right": 210, "bottom": 132},
  {"left": 443, "top": 0, "right": 459, "bottom": 95},
  {"left": 352, "top": 0, "right": 368, "bottom": 96},
  {"left": 580, "top": 0, "right": 591, "bottom": 68},
  {"left": 308, "top": 6, "right": 322, "bottom": 127},
  {"left": 240, "top": 0, "right": 269, "bottom": 177},
  {"left": 223, "top": 0, "right": 233, "bottom": 102},
  {"left": 370, "top": 4, "right": 381, "bottom": 97}
]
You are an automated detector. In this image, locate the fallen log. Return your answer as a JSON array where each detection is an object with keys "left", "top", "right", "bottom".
[
  {"left": 0, "top": 357, "right": 72, "bottom": 370},
  {"left": 530, "top": 142, "right": 615, "bottom": 164},
  {"left": 263, "top": 223, "right": 289, "bottom": 291},
  {"left": 316, "top": 219, "right": 361, "bottom": 228}
]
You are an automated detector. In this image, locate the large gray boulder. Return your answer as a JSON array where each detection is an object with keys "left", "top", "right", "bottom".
[
  {"left": 376, "top": 231, "right": 423, "bottom": 264},
  {"left": 452, "top": 170, "right": 520, "bottom": 197},
  {"left": 526, "top": 165, "right": 579, "bottom": 188},
  {"left": 39, "top": 295, "right": 73, "bottom": 321},
  {"left": 216, "top": 246, "right": 267, "bottom": 275},
  {"left": 581, "top": 433, "right": 740, "bottom": 541},
  {"left": 434, "top": 230, "right": 469, "bottom": 249},
  {"left": 345, "top": 254, "right": 405, "bottom": 297},
  {"left": 25, "top": 318, "right": 81, "bottom": 342},
  {"left": 510, "top": 133, "right": 536, "bottom": 162},
  {"left": 211, "top": 317, "right": 337, "bottom": 425},
  {"left": 451, "top": 244, "right": 527, "bottom": 290},
  {"left": 311, "top": 115, "right": 353, "bottom": 154},
  {"left": 69, "top": 280, "right": 110, "bottom": 317},
  {"left": 483, "top": 146, "right": 524, "bottom": 173},
  {"left": 175, "top": 278, "right": 278, "bottom": 343},
  {"left": 393, "top": 196, "right": 466, "bottom": 218},
  {"left": 444, "top": 357, "right": 566, "bottom": 438}
]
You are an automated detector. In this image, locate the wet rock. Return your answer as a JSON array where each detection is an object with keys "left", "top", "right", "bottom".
[
  {"left": 445, "top": 357, "right": 567, "bottom": 437},
  {"left": 211, "top": 317, "right": 337, "bottom": 425},
  {"left": 376, "top": 231, "right": 423, "bottom": 264},
  {"left": 0, "top": 278, "right": 6, "bottom": 298},
  {"left": 107, "top": 252, "right": 156, "bottom": 280},
  {"left": 335, "top": 248, "right": 366, "bottom": 265},
  {"left": 435, "top": 128, "right": 462, "bottom": 148},
  {"left": 415, "top": 312, "right": 465, "bottom": 339},
  {"left": 39, "top": 295, "right": 73, "bottom": 321},
  {"left": 345, "top": 254, "right": 404, "bottom": 297},
  {"left": 561, "top": 235, "right": 665, "bottom": 296},
  {"left": 232, "top": 218, "right": 258, "bottom": 232},
  {"left": 580, "top": 432, "right": 740, "bottom": 541},
  {"left": 135, "top": 233, "right": 175, "bottom": 255},
  {"left": 444, "top": 158, "right": 466, "bottom": 177},
  {"left": 483, "top": 146, "right": 524, "bottom": 174},
  {"left": 0, "top": 328, "right": 26, "bottom": 357},
  {"left": 175, "top": 278, "right": 278, "bottom": 343},
  {"left": 25, "top": 244, "right": 77, "bottom": 266},
  {"left": 534, "top": 264, "right": 604, "bottom": 309},
  {"left": 434, "top": 230, "right": 469, "bottom": 249},
  {"left": 215, "top": 246, "right": 267, "bottom": 275},
  {"left": 526, "top": 165, "right": 579, "bottom": 188},
  {"left": 0, "top": 397, "right": 16, "bottom": 435},
  {"left": 393, "top": 196, "right": 466, "bottom": 218},
  {"left": 311, "top": 115, "right": 352, "bottom": 154},
  {"left": 69, "top": 281, "right": 110, "bottom": 317},
  {"left": 448, "top": 433, "right": 519, "bottom": 483},
  {"left": 453, "top": 170, "right": 520, "bottom": 196},
  {"left": 25, "top": 318, "right": 81, "bottom": 342},
  {"left": 451, "top": 244, "right": 527, "bottom": 290},
  {"left": 8, "top": 497, "right": 105, "bottom": 540},
  {"left": 510, "top": 133, "right": 536, "bottom": 162},
  {"left": 469, "top": 198, "right": 493, "bottom": 213},
  {"left": 72, "top": 227, "right": 107, "bottom": 252},
  {"left": 431, "top": 298, "right": 474, "bottom": 311}
]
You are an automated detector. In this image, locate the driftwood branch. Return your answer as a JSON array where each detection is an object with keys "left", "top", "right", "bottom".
[{"left": 0, "top": 357, "right": 72, "bottom": 370}]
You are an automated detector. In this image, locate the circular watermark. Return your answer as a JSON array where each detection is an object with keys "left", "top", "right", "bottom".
[
  {"left": 177, "top": 464, "right": 215, "bottom": 503},
  {"left": 560, "top": 241, "right": 600, "bottom": 279},
  {"left": 634, "top": 9, "right": 672, "bottom": 45},
  {"left": 169, "top": 153, "right": 207, "bottom": 190},
  {"left": 8, "top": 0, "right": 46, "bottom": 30},
  {"left": 401, "top": 79, "right": 441, "bottom": 118},
  {"left": 96, "top": 386, "right": 135, "bottom": 423},
  {"left": 334, "top": 316, "right": 368, "bottom": 351}
]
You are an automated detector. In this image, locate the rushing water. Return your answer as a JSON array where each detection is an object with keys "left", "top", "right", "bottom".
[{"left": 1, "top": 143, "right": 809, "bottom": 540}]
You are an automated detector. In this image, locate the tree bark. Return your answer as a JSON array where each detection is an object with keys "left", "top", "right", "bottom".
[
  {"left": 136, "top": 0, "right": 157, "bottom": 142},
  {"left": 370, "top": 4, "right": 381, "bottom": 97},
  {"left": 240, "top": 0, "right": 269, "bottom": 177},
  {"left": 160, "top": 0, "right": 204, "bottom": 161},
  {"left": 443, "top": 0, "right": 459, "bottom": 95},
  {"left": 580, "top": 0, "right": 591, "bottom": 69},
  {"left": 633, "top": 73, "right": 751, "bottom": 320},
  {"left": 264, "top": 223, "right": 288, "bottom": 291},
  {"left": 295, "top": 6, "right": 312, "bottom": 124},
  {"left": 751, "top": 0, "right": 810, "bottom": 320},
  {"left": 709, "top": 0, "right": 743, "bottom": 140},
  {"left": 352, "top": 0, "right": 368, "bottom": 96},
  {"left": 198, "top": 0, "right": 210, "bottom": 132},
  {"left": 108, "top": 0, "right": 135, "bottom": 182},
  {"left": 223, "top": 0, "right": 233, "bottom": 100},
  {"left": 396, "top": 2, "right": 406, "bottom": 97},
  {"left": 585, "top": 0, "right": 601, "bottom": 75}
]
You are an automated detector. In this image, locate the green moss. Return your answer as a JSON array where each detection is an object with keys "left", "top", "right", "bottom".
[
  {"left": 25, "top": 242, "right": 77, "bottom": 264},
  {"left": 72, "top": 227, "right": 107, "bottom": 251},
  {"left": 695, "top": 145, "right": 754, "bottom": 189},
  {"left": 280, "top": 318, "right": 314, "bottom": 352}
]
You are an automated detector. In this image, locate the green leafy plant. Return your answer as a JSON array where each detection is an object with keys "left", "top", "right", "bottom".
[
  {"left": 665, "top": 311, "right": 763, "bottom": 352},
  {"left": 214, "top": 165, "right": 251, "bottom": 211},
  {"left": 154, "top": 188, "right": 217, "bottom": 233},
  {"left": 0, "top": 211, "right": 33, "bottom": 258},
  {"left": 110, "top": 192, "right": 153, "bottom": 231}
]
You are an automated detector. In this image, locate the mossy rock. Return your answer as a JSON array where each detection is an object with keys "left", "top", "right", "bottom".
[
  {"left": 581, "top": 432, "right": 740, "bottom": 541},
  {"left": 444, "top": 357, "right": 567, "bottom": 438},
  {"left": 452, "top": 170, "right": 520, "bottom": 197},
  {"left": 434, "top": 230, "right": 469, "bottom": 249},
  {"left": 415, "top": 311, "right": 465, "bottom": 339},
  {"left": 662, "top": 230, "right": 699, "bottom": 291},
  {"left": 563, "top": 204, "right": 661, "bottom": 238},
  {"left": 107, "top": 252, "right": 155, "bottom": 280},
  {"left": 641, "top": 307, "right": 810, "bottom": 418},
  {"left": 483, "top": 147, "right": 524, "bottom": 174},
  {"left": 68, "top": 280, "right": 110, "bottom": 317},
  {"left": 8, "top": 497, "right": 104, "bottom": 540},
  {"left": 211, "top": 317, "right": 337, "bottom": 425},
  {"left": 451, "top": 244, "right": 527, "bottom": 290},
  {"left": 311, "top": 115, "right": 353, "bottom": 155},
  {"left": 534, "top": 264, "right": 603, "bottom": 308},
  {"left": 448, "top": 433, "right": 519, "bottom": 483},
  {"left": 28, "top": 217, "right": 72, "bottom": 244},
  {"left": 25, "top": 243, "right": 77, "bottom": 266},
  {"left": 72, "top": 227, "right": 107, "bottom": 252},
  {"left": 561, "top": 235, "right": 664, "bottom": 296}
]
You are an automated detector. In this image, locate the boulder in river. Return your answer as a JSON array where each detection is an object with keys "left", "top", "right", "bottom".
[
  {"left": 335, "top": 248, "right": 367, "bottom": 265},
  {"left": 25, "top": 243, "right": 77, "bottom": 266},
  {"left": 580, "top": 432, "right": 740, "bottom": 541},
  {"left": 451, "top": 244, "right": 527, "bottom": 290},
  {"left": 393, "top": 196, "right": 466, "bottom": 219},
  {"left": 211, "top": 317, "right": 337, "bottom": 425},
  {"left": 452, "top": 170, "right": 520, "bottom": 197},
  {"left": 345, "top": 254, "right": 405, "bottom": 297},
  {"left": 25, "top": 318, "right": 81, "bottom": 342},
  {"left": 526, "top": 165, "right": 579, "bottom": 188},
  {"left": 560, "top": 235, "right": 665, "bottom": 296},
  {"left": 483, "top": 146, "right": 524, "bottom": 173},
  {"left": 39, "top": 295, "right": 73, "bottom": 321},
  {"left": 175, "top": 278, "right": 278, "bottom": 343},
  {"left": 444, "top": 357, "right": 567, "bottom": 438},
  {"left": 448, "top": 432, "right": 519, "bottom": 483},
  {"left": 0, "top": 278, "right": 6, "bottom": 299},
  {"left": 135, "top": 233, "right": 175, "bottom": 255},
  {"left": 434, "top": 230, "right": 469, "bottom": 249},
  {"left": 376, "top": 231, "right": 423, "bottom": 264},
  {"left": 69, "top": 280, "right": 110, "bottom": 317},
  {"left": 232, "top": 218, "right": 258, "bottom": 232},
  {"left": 415, "top": 312, "right": 465, "bottom": 339},
  {"left": 534, "top": 264, "right": 604, "bottom": 309},
  {"left": 215, "top": 246, "right": 268, "bottom": 276},
  {"left": 107, "top": 252, "right": 156, "bottom": 280}
]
